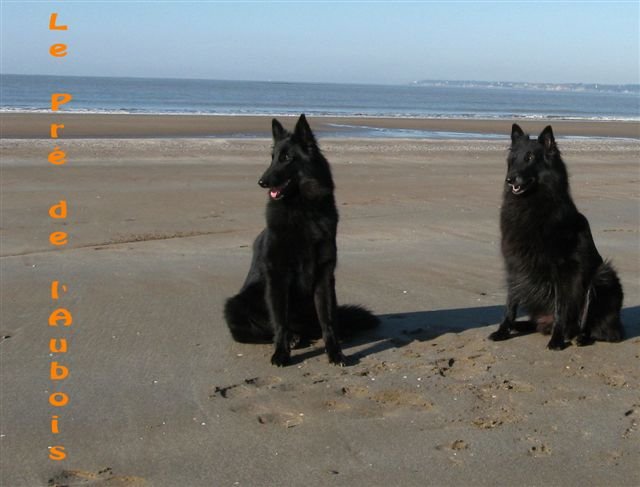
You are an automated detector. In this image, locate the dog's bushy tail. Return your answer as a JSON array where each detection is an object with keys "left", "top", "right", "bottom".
[
  {"left": 224, "top": 291, "right": 273, "bottom": 344},
  {"left": 587, "top": 261, "right": 624, "bottom": 342},
  {"left": 337, "top": 305, "right": 379, "bottom": 338}
]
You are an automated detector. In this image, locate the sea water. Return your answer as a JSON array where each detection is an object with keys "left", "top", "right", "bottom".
[{"left": 1, "top": 74, "right": 638, "bottom": 138}]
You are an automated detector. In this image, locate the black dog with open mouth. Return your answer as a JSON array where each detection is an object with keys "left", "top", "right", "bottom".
[
  {"left": 490, "top": 124, "right": 624, "bottom": 349},
  {"left": 224, "top": 114, "right": 379, "bottom": 366}
]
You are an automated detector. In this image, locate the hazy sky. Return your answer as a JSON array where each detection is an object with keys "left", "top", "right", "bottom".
[{"left": 1, "top": 1, "right": 638, "bottom": 85}]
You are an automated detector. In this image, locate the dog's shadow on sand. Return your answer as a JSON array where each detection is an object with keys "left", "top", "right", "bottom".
[
  {"left": 292, "top": 304, "right": 505, "bottom": 365},
  {"left": 291, "top": 304, "right": 640, "bottom": 365},
  {"left": 349, "top": 305, "right": 506, "bottom": 362},
  {"left": 621, "top": 305, "right": 640, "bottom": 339}
]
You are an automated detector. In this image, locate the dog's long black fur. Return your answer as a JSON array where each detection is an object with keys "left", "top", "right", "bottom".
[
  {"left": 489, "top": 124, "right": 624, "bottom": 349},
  {"left": 224, "top": 114, "right": 379, "bottom": 366}
]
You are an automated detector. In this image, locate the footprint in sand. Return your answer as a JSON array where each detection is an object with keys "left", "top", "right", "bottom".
[
  {"left": 48, "top": 468, "right": 147, "bottom": 486},
  {"left": 339, "top": 385, "right": 433, "bottom": 414},
  {"left": 472, "top": 404, "right": 522, "bottom": 429},
  {"left": 431, "top": 350, "right": 498, "bottom": 380},
  {"left": 211, "top": 375, "right": 282, "bottom": 399},
  {"left": 597, "top": 370, "right": 628, "bottom": 388},
  {"left": 522, "top": 436, "right": 552, "bottom": 457},
  {"left": 472, "top": 417, "right": 504, "bottom": 429},
  {"left": 604, "top": 450, "right": 624, "bottom": 466},
  {"left": 623, "top": 406, "right": 638, "bottom": 439},
  {"left": 498, "top": 379, "right": 534, "bottom": 392},
  {"left": 340, "top": 385, "right": 370, "bottom": 399},
  {"left": 257, "top": 411, "right": 304, "bottom": 428},
  {"left": 371, "top": 389, "right": 433, "bottom": 410},
  {"left": 436, "top": 439, "right": 469, "bottom": 451},
  {"left": 211, "top": 376, "right": 304, "bottom": 427},
  {"left": 221, "top": 398, "right": 305, "bottom": 428},
  {"left": 528, "top": 443, "right": 552, "bottom": 457},
  {"left": 435, "top": 440, "right": 470, "bottom": 467}
]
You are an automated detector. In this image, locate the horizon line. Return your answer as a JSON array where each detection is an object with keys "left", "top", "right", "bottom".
[{"left": 1, "top": 72, "right": 638, "bottom": 88}]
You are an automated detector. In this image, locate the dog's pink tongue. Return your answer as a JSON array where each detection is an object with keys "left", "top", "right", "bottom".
[{"left": 270, "top": 189, "right": 279, "bottom": 199}]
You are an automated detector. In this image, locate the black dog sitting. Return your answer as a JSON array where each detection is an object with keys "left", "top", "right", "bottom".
[
  {"left": 224, "top": 114, "right": 378, "bottom": 366},
  {"left": 490, "top": 124, "right": 624, "bottom": 349}
]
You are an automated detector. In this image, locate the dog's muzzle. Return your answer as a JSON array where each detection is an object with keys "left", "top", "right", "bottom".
[{"left": 506, "top": 176, "right": 535, "bottom": 195}]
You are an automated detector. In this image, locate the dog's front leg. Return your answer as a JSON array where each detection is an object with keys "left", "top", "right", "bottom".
[
  {"left": 489, "top": 290, "right": 518, "bottom": 341},
  {"left": 314, "top": 265, "right": 346, "bottom": 366},
  {"left": 548, "top": 285, "right": 571, "bottom": 350},
  {"left": 575, "top": 286, "right": 594, "bottom": 347},
  {"left": 266, "top": 273, "right": 291, "bottom": 366}
]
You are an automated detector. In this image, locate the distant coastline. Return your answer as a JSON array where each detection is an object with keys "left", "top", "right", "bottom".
[
  {"left": 410, "top": 79, "right": 640, "bottom": 95},
  {"left": 3, "top": 73, "right": 639, "bottom": 94}
]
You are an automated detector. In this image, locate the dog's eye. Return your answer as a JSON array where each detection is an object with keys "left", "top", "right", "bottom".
[
  {"left": 283, "top": 153, "right": 293, "bottom": 163},
  {"left": 526, "top": 153, "right": 535, "bottom": 162}
]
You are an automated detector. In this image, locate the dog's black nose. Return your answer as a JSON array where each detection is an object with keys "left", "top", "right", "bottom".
[
  {"left": 506, "top": 177, "right": 513, "bottom": 184},
  {"left": 258, "top": 179, "right": 268, "bottom": 188}
]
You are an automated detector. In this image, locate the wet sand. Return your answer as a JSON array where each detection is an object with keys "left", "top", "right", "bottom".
[{"left": 0, "top": 115, "right": 639, "bottom": 486}]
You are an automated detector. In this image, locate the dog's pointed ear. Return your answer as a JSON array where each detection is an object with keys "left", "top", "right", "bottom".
[
  {"left": 272, "top": 118, "right": 286, "bottom": 140},
  {"left": 511, "top": 123, "right": 525, "bottom": 143},
  {"left": 293, "top": 114, "right": 317, "bottom": 148},
  {"left": 538, "top": 125, "right": 556, "bottom": 152}
]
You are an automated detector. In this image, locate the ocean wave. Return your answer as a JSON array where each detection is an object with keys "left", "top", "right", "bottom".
[{"left": 1, "top": 106, "right": 638, "bottom": 122}]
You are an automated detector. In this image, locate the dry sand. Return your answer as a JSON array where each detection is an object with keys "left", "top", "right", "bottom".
[{"left": 0, "top": 115, "right": 639, "bottom": 486}]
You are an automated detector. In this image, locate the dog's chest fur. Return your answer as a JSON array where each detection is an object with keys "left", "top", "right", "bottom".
[
  {"left": 500, "top": 192, "right": 562, "bottom": 309},
  {"left": 265, "top": 199, "right": 338, "bottom": 293}
]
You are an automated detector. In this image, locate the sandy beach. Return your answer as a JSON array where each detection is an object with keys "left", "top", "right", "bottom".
[
  {"left": 1, "top": 113, "right": 639, "bottom": 139},
  {"left": 1, "top": 114, "right": 639, "bottom": 486}
]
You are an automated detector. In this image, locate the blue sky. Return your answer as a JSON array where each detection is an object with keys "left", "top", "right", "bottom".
[{"left": 1, "top": 1, "right": 638, "bottom": 85}]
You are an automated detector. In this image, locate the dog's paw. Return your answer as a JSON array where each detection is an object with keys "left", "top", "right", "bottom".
[
  {"left": 326, "top": 348, "right": 347, "bottom": 367},
  {"left": 546, "top": 337, "right": 568, "bottom": 350},
  {"left": 488, "top": 329, "right": 510, "bottom": 341},
  {"left": 328, "top": 353, "right": 347, "bottom": 367},
  {"left": 575, "top": 334, "right": 594, "bottom": 347},
  {"left": 270, "top": 348, "right": 291, "bottom": 367}
]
